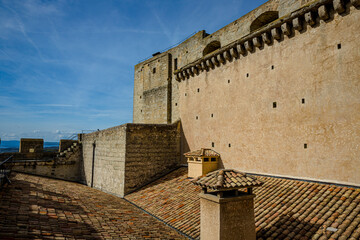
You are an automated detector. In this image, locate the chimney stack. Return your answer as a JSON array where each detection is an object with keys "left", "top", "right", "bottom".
[{"left": 192, "top": 169, "right": 263, "bottom": 240}]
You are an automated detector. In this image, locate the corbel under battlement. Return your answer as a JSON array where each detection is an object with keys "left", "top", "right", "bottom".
[{"left": 174, "top": 0, "right": 360, "bottom": 82}]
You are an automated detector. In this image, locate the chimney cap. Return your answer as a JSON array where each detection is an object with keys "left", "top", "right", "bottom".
[
  {"left": 184, "top": 148, "right": 220, "bottom": 157},
  {"left": 192, "top": 169, "right": 263, "bottom": 191}
]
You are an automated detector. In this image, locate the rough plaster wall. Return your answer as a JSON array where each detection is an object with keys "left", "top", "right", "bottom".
[
  {"left": 179, "top": 8, "right": 360, "bottom": 186},
  {"left": 124, "top": 123, "right": 181, "bottom": 194},
  {"left": 82, "top": 125, "right": 127, "bottom": 197}
]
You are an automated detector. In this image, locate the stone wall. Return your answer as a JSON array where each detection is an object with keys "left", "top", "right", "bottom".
[
  {"left": 19, "top": 138, "right": 43, "bottom": 153},
  {"left": 177, "top": 2, "right": 360, "bottom": 186},
  {"left": 59, "top": 139, "right": 78, "bottom": 152},
  {"left": 82, "top": 125, "right": 127, "bottom": 197},
  {"left": 133, "top": 0, "right": 314, "bottom": 125},
  {"left": 82, "top": 122, "right": 181, "bottom": 197},
  {"left": 5, "top": 143, "right": 83, "bottom": 182},
  {"left": 124, "top": 123, "right": 181, "bottom": 194}
]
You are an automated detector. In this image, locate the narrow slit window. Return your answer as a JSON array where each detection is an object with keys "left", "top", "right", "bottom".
[
  {"left": 211, "top": 113, "right": 213, "bottom": 118},
  {"left": 337, "top": 43, "right": 341, "bottom": 49},
  {"left": 229, "top": 144, "right": 231, "bottom": 147},
  {"left": 302, "top": 98, "right": 305, "bottom": 104},
  {"left": 175, "top": 103, "right": 178, "bottom": 106},
  {"left": 304, "top": 143, "right": 308, "bottom": 149},
  {"left": 153, "top": 68, "right": 156, "bottom": 74},
  {"left": 197, "top": 88, "right": 200, "bottom": 92},
  {"left": 273, "top": 102, "right": 277, "bottom": 108},
  {"left": 212, "top": 142, "right": 215, "bottom": 147},
  {"left": 246, "top": 73, "right": 249, "bottom": 77},
  {"left": 271, "top": 65, "right": 274, "bottom": 70},
  {"left": 228, "top": 79, "right": 231, "bottom": 83},
  {"left": 174, "top": 58, "right": 178, "bottom": 70},
  {"left": 196, "top": 116, "right": 198, "bottom": 120}
]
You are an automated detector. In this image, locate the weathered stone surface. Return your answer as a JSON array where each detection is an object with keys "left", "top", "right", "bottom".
[
  {"left": 292, "top": 17, "right": 303, "bottom": 31},
  {"left": 351, "top": 0, "right": 360, "bottom": 7},
  {"left": 318, "top": 5, "right": 330, "bottom": 20},
  {"left": 19, "top": 138, "right": 43, "bottom": 153},
  {"left": 271, "top": 27, "right": 282, "bottom": 40},
  {"left": 333, "top": 0, "right": 346, "bottom": 14},
  {"left": 82, "top": 122, "right": 181, "bottom": 197},
  {"left": 262, "top": 32, "right": 272, "bottom": 44},
  {"left": 224, "top": 51, "right": 232, "bottom": 61},
  {"left": 253, "top": 36, "right": 263, "bottom": 48},
  {"left": 244, "top": 40, "right": 254, "bottom": 52},
  {"left": 305, "top": 11, "right": 316, "bottom": 26},
  {"left": 281, "top": 22, "right": 292, "bottom": 36}
]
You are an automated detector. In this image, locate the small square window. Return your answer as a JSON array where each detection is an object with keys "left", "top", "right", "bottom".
[
  {"left": 337, "top": 43, "right": 341, "bottom": 49},
  {"left": 204, "top": 158, "right": 209, "bottom": 162},
  {"left": 211, "top": 158, "right": 216, "bottom": 162},
  {"left": 175, "top": 103, "right": 178, "bottom": 106}
]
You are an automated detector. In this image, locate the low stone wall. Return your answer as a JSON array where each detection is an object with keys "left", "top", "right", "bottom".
[
  {"left": 2, "top": 143, "right": 83, "bottom": 183},
  {"left": 19, "top": 138, "right": 43, "bottom": 153},
  {"left": 82, "top": 121, "right": 181, "bottom": 197},
  {"left": 59, "top": 140, "right": 78, "bottom": 152}
]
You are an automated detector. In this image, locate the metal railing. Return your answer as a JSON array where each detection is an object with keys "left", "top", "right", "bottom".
[{"left": 0, "top": 155, "right": 13, "bottom": 189}]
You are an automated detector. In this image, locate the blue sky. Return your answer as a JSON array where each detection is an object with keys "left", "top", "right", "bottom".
[{"left": 0, "top": 0, "right": 267, "bottom": 141}]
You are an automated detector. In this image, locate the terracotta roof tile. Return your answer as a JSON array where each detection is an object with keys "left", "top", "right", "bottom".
[
  {"left": 192, "top": 169, "right": 263, "bottom": 190},
  {"left": 125, "top": 167, "right": 360, "bottom": 240},
  {"left": 183, "top": 148, "right": 220, "bottom": 157}
]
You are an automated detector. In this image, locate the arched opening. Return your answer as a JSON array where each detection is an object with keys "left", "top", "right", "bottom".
[
  {"left": 250, "top": 11, "right": 279, "bottom": 32},
  {"left": 203, "top": 41, "right": 221, "bottom": 56}
]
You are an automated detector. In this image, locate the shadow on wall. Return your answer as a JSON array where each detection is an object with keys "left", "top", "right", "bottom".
[{"left": 180, "top": 123, "right": 190, "bottom": 164}]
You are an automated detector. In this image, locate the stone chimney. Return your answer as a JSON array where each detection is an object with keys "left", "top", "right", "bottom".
[{"left": 192, "top": 169, "right": 263, "bottom": 240}]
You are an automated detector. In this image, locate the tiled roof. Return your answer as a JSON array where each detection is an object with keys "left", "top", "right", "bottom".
[
  {"left": 125, "top": 167, "right": 360, "bottom": 240},
  {"left": 184, "top": 148, "right": 220, "bottom": 157},
  {"left": 192, "top": 169, "right": 263, "bottom": 191}
]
